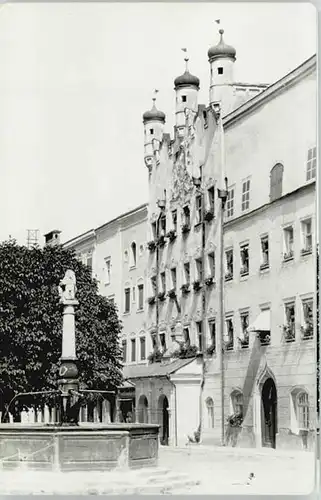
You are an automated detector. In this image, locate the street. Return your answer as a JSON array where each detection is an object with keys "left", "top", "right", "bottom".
[{"left": 0, "top": 444, "right": 317, "bottom": 495}]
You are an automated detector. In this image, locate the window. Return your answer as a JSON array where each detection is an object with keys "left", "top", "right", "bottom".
[
  {"left": 284, "top": 302, "right": 295, "bottom": 342},
  {"left": 160, "top": 215, "right": 166, "bottom": 235},
  {"left": 160, "top": 333, "right": 167, "bottom": 351},
  {"left": 122, "top": 340, "right": 127, "bottom": 363},
  {"left": 160, "top": 272, "right": 166, "bottom": 293},
  {"left": 195, "top": 258, "right": 203, "bottom": 282},
  {"left": 138, "top": 284, "right": 144, "bottom": 310},
  {"left": 196, "top": 321, "right": 203, "bottom": 352},
  {"left": 182, "top": 95, "right": 187, "bottom": 103},
  {"left": 132, "top": 286, "right": 136, "bottom": 302},
  {"left": 306, "top": 147, "right": 316, "bottom": 181},
  {"left": 208, "top": 319, "right": 216, "bottom": 351},
  {"left": 151, "top": 222, "right": 157, "bottom": 239},
  {"left": 240, "top": 312, "right": 249, "bottom": 348},
  {"left": 140, "top": 337, "right": 146, "bottom": 360},
  {"left": 172, "top": 210, "right": 177, "bottom": 231},
  {"left": 231, "top": 391, "right": 244, "bottom": 416},
  {"left": 171, "top": 268, "right": 177, "bottom": 290},
  {"left": 183, "top": 328, "right": 190, "bottom": 346},
  {"left": 260, "top": 236, "right": 269, "bottom": 269},
  {"left": 130, "top": 242, "right": 137, "bottom": 268},
  {"left": 241, "top": 179, "right": 250, "bottom": 211},
  {"left": 297, "top": 392, "right": 309, "bottom": 428},
  {"left": 150, "top": 128, "right": 154, "bottom": 135},
  {"left": 206, "top": 398, "right": 214, "bottom": 428},
  {"left": 225, "top": 249, "right": 233, "bottom": 281},
  {"left": 85, "top": 252, "right": 93, "bottom": 272},
  {"left": 195, "top": 195, "right": 202, "bottom": 224},
  {"left": 124, "top": 287, "right": 131, "bottom": 313},
  {"left": 104, "top": 257, "right": 111, "bottom": 284},
  {"left": 184, "top": 262, "right": 190, "bottom": 284},
  {"left": 208, "top": 186, "right": 215, "bottom": 214},
  {"left": 283, "top": 226, "right": 294, "bottom": 260},
  {"left": 226, "top": 188, "right": 234, "bottom": 218},
  {"left": 131, "top": 338, "right": 136, "bottom": 362},
  {"left": 203, "top": 110, "right": 208, "bottom": 127},
  {"left": 302, "top": 299, "right": 313, "bottom": 339},
  {"left": 183, "top": 205, "right": 190, "bottom": 226},
  {"left": 218, "top": 67, "right": 223, "bottom": 75},
  {"left": 208, "top": 252, "right": 215, "bottom": 277},
  {"left": 151, "top": 333, "right": 158, "bottom": 350},
  {"left": 240, "top": 244, "right": 249, "bottom": 276},
  {"left": 270, "top": 163, "right": 284, "bottom": 201},
  {"left": 151, "top": 276, "right": 157, "bottom": 295},
  {"left": 124, "top": 250, "right": 129, "bottom": 262},
  {"left": 225, "top": 317, "right": 234, "bottom": 350},
  {"left": 301, "top": 218, "right": 312, "bottom": 254}
]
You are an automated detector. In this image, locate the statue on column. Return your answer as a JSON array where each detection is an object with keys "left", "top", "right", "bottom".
[{"left": 58, "top": 270, "right": 77, "bottom": 303}]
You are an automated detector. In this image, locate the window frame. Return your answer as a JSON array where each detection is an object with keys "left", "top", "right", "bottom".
[{"left": 241, "top": 178, "right": 251, "bottom": 212}]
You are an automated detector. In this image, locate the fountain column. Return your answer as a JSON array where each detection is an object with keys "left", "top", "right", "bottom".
[{"left": 58, "top": 270, "right": 80, "bottom": 423}]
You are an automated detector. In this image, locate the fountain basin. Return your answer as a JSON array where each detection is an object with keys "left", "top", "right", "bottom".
[{"left": 0, "top": 423, "right": 159, "bottom": 471}]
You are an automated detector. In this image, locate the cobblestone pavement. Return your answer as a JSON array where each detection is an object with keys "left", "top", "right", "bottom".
[
  {"left": 0, "top": 445, "right": 317, "bottom": 495},
  {"left": 158, "top": 444, "right": 317, "bottom": 495}
]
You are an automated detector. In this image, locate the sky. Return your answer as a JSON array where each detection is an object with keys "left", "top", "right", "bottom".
[{"left": 0, "top": 2, "right": 317, "bottom": 246}]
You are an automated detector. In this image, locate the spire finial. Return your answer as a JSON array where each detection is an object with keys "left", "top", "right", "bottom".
[
  {"left": 181, "top": 48, "right": 189, "bottom": 71},
  {"left": 152, "top": 89, "right": 159, "bottom": 107}
]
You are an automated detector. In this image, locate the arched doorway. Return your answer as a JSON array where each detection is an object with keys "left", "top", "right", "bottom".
[
  {"left": 137, "top": 395, "right": 149, "bottom": 423},
  {"left": 261, "top": 378, "right": 277, "bottom": 448},
  {"left": 158, "top": 395, "right": 169, "bottom": 445}
]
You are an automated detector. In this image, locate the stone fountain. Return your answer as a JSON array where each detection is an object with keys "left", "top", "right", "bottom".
[{"left": 0, "top": 270, "right": 159, "bottom": 472}]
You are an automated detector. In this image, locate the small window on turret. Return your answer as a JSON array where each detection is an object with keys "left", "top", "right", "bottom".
[
  {"left": 182, "top": 95, "right": 187, "bottom": 103},
  {"left": 218, "top": 67, "right": 223, "bottom": 75},
  {"left": 150, "top": 129, "right": 154, "bottom": 135}
]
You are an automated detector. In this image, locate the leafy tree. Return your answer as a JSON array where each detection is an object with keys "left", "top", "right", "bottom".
[{"left": 0, "top": 240, "right": 123, "bottom": 421}]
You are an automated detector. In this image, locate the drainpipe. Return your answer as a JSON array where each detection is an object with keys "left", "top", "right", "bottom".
[
  {"left": 217, "top": 108, "right": 228, "bottom": 447},
  {"left": 166, "top": 375, "right": 178, "bottom": 447}
]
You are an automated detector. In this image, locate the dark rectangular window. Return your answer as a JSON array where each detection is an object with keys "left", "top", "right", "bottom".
[
  {"left": 140, "top": 337, "right": 146, "bottom": 360},
  {"left": 218, "top": 67, "right": 223, "bottom": 75},
  {"left": 195, "top": 258, "right": 203, "bottom": 282},
  {"left": 183, "top": 328, "right": 190, "bottom": 346},
  {"left": 171, "top": 268, "right": 177, "bottom": 290},
  {"left": 182, "top": 95, "right": 187, "bottom": 102},
  {"left": 183, "top": 205, "right": 190, "bottom": 226},
  {"left": 208, "top": 186, "right": 215, "bottom": 213},
  {"left": 131, "top": 338, "right": 136, "bottom": 362},
  {"left": 184, "top": 262, "right": 190, "bottom": 284},
  {"left": 196, "top": 322, "right": 203, "bottom": 352},
  {"left": 209, "top": 320, "right": 216, "bottom": 350},
  {"left": 122, "top": 340, "right": 127, "bottom": 363},
  {"left": 160, "top": 215, "right": 166, "bottom": 235},
  {"left": 172, "top": 210, "right": 177, "bottom": 231},
  {"left": 124, "top": 288, "right": 130, "bottom": 313},
  {"left": 160, "top": 272, "right": 166, "bottom": 292},
  {"left": 196, "top": 195, "right": 202, "bottom": 224},
  {"left": 160, "top": 333, "right": 167, "bottom": 351},
  {"left": 138, "top": 284, "right": 144, "bottom": 310}
]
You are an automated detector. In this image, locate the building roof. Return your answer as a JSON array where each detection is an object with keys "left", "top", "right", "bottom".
[
  {"left": 224, "top": 54, "right": 316, "bottom": 127},
  {"left": 122, "top": 358, "right": 195, "bottom": 379},
  {"left": 63, "top": 203, "right": 148, "bottom": 247},
  {"left": 208, "top": 29, "right": 236, "bottom": 62},
  {"left": 174, "top": 70, "right": 200, "bottom": 90},
  {"left": 143, "top": 102, "right": 166, "bottom": 124}
]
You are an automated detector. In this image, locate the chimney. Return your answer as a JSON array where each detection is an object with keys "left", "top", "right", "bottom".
[{"left": 44, "top": 230, "right": 61, "bottom": 247}]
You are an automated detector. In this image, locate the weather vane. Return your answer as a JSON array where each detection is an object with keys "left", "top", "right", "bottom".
[
  {"left": 152, "top": 89, "right": 159, "bottom": 105},
  {"left": 181, "top": 47, "right": 189, "bottom": 71}
]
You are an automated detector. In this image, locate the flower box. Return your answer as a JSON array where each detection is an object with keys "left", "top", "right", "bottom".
[
  {"left": 206, "top": 344, "right": 216, "bottom": 356},
  {"left": 148, "top": 349, "right": 163, "bottom": 364},
  {"left": 193, "top": 280, "right": 202, "bottom": 291},
  {"left": 225, "top": 339, "right": 234, "bottom": 351},
  {"left": 240, "top": 266, "right": 249, "bottom": 276},
  {"left": 238, "top": 335, "right": 249, "bottom": 348},
  {"left": 180, "top": 283, "right": 190, "bottom": 295},
  {"left": 301, "top": 324, "right": 313, "bottom": 340},
  {"left": 181, "top": 223, "right": 190, "bottom": 234},
  {"left": 283, "top": 250, "right": 294, "bottom": 261},
  {"left": 301, "top": 247, "right": 312, "bottom": 256},
  {"left": 260, "top": 262, "right": 269, "bottom": 271},
  {"left": 147, "top": 240, "right": 156, "bottom": 252},
  {"left": 258, "top": 331, "right": 271, "bottom": 346},
  {"left": 225, "top": 272, "right": 233, "bottom": 282},
  {"left": 157, "top": 235, "right": 166, "bottom": 247},
  {"left": 204, "top": 210, "right": 214, "bottom": 222},
  {"left": 166, "top": 230, "right": 177, "bottom": 242},
  {"left": 167, "top": 288, "right": 177, "bottom": 300},
  {"left": 205, "top": 276, "right": 215, "bottom": 287},
  {"left": 157, "top": 291, "right": 166, "bottom": 302},
  {"left": 283, "top": 325, "right": 295, "bottom": 343},
  {"left": 147, "top": 295, "right": 156, "bottom": 305}
]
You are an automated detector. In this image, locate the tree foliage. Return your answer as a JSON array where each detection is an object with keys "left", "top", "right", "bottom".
[{"left": 0, "top": 240, "right": 123, "bottom": 416}]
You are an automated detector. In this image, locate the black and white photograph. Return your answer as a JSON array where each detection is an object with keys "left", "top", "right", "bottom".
[{"left": 0, "top": 1, "right": 318, "bottom": 495}]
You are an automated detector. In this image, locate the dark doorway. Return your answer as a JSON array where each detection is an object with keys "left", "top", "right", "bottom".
[
  {"left": 261, "top": 378, "right": 277, "bottom": 448},
  {"left": 158, "top": 395, "right": 169, "bottom": 445}
]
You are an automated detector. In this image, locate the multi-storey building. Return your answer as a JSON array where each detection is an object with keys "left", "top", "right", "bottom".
[
  {"left": 59, "top": 29, "right": 316, "bottom": 451},
  {"left": 138, "top": 29, "right": 317, "bottom": 450}
]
